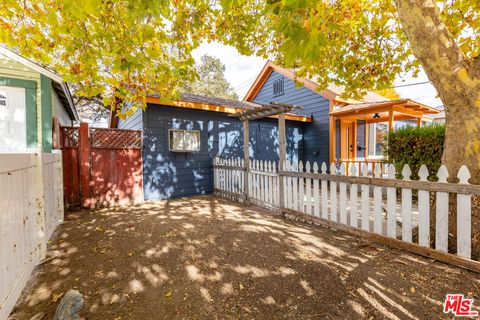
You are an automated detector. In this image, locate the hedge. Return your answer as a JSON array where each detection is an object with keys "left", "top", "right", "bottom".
[{"left": 384, "top": 124, "right": 445, "bottom": 180}]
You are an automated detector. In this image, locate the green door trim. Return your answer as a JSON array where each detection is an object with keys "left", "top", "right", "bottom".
[
  {"left": 40, "top": 75, "right": 52, "bottom": 153},
  {"left": 0, "top": 76, "right": 37, "bottom": 148}
]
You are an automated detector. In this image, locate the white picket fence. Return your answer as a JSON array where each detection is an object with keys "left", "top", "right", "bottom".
[
  {"left": 0, "top": 152, "right": 64, "bottom": 320},
  {"left": 213, "top": 157, "right": 480, "bottom": 262}
]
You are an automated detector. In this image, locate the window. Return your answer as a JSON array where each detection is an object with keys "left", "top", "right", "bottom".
[
  {"left": 273, "top": 77, "right": 284, "bottom": 97},
  {"left": 367, "top": 123, "right": 388, "bottom": 158},
  {"left": 169, "top": 129, "right": 200, "bottom": 152}
]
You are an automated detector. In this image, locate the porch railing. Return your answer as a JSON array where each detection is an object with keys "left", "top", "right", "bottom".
[
  {"left": 213, "top": 156, "right": 480, "bottom": 267},
  {"left": 334, "top": 159, "right": 386, "bottom": 176}
]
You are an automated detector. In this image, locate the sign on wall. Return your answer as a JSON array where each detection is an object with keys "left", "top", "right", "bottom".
[{"left": 0, "top": 91, "right": 7, "bottom": 107}]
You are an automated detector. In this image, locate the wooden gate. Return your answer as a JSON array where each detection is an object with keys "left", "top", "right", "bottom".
[{"left": 61, "top": 123, "right": 143, "bottom": 208}]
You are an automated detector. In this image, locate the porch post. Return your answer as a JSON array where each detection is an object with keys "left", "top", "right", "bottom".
[
  {"left": 388, "top": 111, "right": 394, "bottom": 132},
  {"left": 417, "top": 118, "right": 422, "bottom": 128},
  {"left": 329, "top": 115, "right": 336, "bottom": 164},
  {"left": 243, "top": 119, "right": 250, "bottom": 202},
  {"left": 278, "top": 112, "right": 286, "bottom": 209}
]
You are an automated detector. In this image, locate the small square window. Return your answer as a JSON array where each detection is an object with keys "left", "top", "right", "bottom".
[
  {"left": 273, "top": 77, "right": 284, "bottom": 97},
  {"left": 169, "top": 129, "right": 200, "bottom": 152}
]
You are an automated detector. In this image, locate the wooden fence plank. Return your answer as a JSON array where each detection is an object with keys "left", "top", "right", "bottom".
[
  {"left": 386, "top": 166, "right": 397, "bottom": 238},
  {"left": 313, "top": 162, "right": 320, "bottom": 217},
  {"left": 339, "top": 163, "right": 347, "bottom": 225},
  {"left": 321, "top": 163, "right": 328, "bottom": 219},
  {"left": 299, "top": 161, "right": 305, "bottom": 213},
  {"left": 305, "top": 161, "right": 312, "bottom": 215},
  {"left": 418, "top": 165, "right": 430, "bottom": 247},
  {"left": 361, "top": 164, "right": 370, "bottom": 231},
  {"left": 349, "top": 165, "right": 358, "bottom": 228},
  {"left": 401, "top": 165, "right": 413, "bottom": 242},
  {"left": 330, "top": 163, "right": 337, "bottom": 222},
  {"left": 457, "top": 166, "right": 471, "bottom": 259},
  {"left": 435, "top": 165, "right": 449, "bottom": 253},
  {"left": 373, "top": 164, "right": 383, "bottom": 235}
]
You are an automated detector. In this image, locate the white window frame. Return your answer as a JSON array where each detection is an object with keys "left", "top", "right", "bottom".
[
  {"left": 168, "top": 129, "right": 200, "bottom": 152},
  {"left": 367, "top": 123, "right": 387, "bottom": 159}
]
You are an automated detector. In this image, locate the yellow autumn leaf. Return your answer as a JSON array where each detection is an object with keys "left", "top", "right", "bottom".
[
  {"left": 165, "top": 291, "right": 173, "bottom": 298},
  {"left": 52, "top": 292, "right": 64, "bottom": 303}
]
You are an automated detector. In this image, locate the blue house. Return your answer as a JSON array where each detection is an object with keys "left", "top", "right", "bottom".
[
  {"left": 110, "top": 61, "right": 439, "bottom": 200},
  {"left": 244, "top": 62, "right": 440, "bottom": 167},
  {"left": 110, "top": 94, "right": 308, "bottom": 200}
]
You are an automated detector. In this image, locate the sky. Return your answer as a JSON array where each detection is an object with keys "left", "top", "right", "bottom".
[{"left": 192, "top": 41, "right": 443, "bottom": 109}]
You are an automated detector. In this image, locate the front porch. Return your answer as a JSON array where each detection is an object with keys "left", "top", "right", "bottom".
[{"left": 329, "top": 99, "right": 440, "bottom": 175}]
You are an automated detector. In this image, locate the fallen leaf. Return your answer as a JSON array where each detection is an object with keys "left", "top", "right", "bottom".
[
  {"left": 410, "top": 287, "right": 416, "bottom": 293},
  {"left": 165, "top": 291, "right": 173, "bottom": 298},
  {"left": 128, "top": 252, "right": 133, "bottom": 257},
  {"left": 239, "top": 283, "right": 244, "bottom": 290},
  {"left": 52, "top": 292, "right": 64, "bottom": 303}
]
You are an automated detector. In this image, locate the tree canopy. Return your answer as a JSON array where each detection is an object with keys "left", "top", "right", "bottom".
[
  {"left": 1, "top": 0, "right": 479, "bottom": 179},
  {"left": 1, "top": 1, "right": 478, "bottom": 112},
  {"left": 181, "top": 54, "right": 238, "bottom": 100}
]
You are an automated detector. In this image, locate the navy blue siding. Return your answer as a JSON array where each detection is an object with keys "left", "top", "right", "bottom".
[
  {"left": 252, "top": 71, "right": 331, "bottom": 165},
  {"left": 118, "top": 108, "right": 143, "bottom": 130},
  {"left": 142, "top": 105, "right": 303, "bottom": 200}
]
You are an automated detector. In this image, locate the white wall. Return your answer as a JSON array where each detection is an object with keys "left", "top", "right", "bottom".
[
  {"left": 52, "top": 89, "right": 72, "bottom": 126},
  {"left": 0, "top": 152, "right": 64, "bottom": 320}
]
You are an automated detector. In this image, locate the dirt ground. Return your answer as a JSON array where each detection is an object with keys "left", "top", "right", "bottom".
[{"left": 9, "top": 196, "right": 480, "bottom": 319}]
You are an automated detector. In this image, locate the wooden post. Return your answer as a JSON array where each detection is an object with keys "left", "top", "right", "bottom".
[
  {"left": 388, "top": 111, "right": 394, "bottom": 132},
  {"left": 243, "top": 119, "right": 250, "bottom": 202},
  {"left": 352, "top": 120, "right": 357, "bottom": 160},
  {"left": 278, "top": 112, "right": 286, "bottom": 208},
  {"left": 79, "top": 122, "right": 91, "bottom": 208},
  {"left": 417, "top": 118, "right": 422, "bottom": 128},
  {"left": 329, "top": 116, "right": 336, "bottom": 164}
]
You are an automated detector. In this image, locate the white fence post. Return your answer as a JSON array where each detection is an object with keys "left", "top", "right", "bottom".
[
  {"left": 417, "top": 165, "right": 430, "bottom": 247},
  {"left": 330, "top": 163, "right": 337, "bottom": 222},
  {"left": 386, "top": 165, "right": 397, "bottom": 238},
  {"left": 305, "top": 161, "right": 312, "bottom": 215},
  {"left": 373, "top": 163, "right": 383, "bottom": 235},
  {"left": 313, "top": 162, "right": 320, "bottom": 217},
  {"left": 401, "top": 164, "right": 413, "bottom": 242},
  {"left": 457, "top": 166, "right": 471, "bottom": 258},
  {"left": 349, "top": 164, "right": 358, "bottom": 228},
  {"left": 339, "top": 163, "right": 347, "bottom": 225},
  {"left": 361, "top": 163, "right": 370, "bottom": 231},
  {"left": 435, "top": 165, "right": 449, "bottom": 252},
  {"left": 321, "top": 163, "right": 328, "bottom": 219}
]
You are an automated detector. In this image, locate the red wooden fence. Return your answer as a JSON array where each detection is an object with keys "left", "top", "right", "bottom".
[{"left": 61, "top": 123, "right": 143, "bottom": 209}]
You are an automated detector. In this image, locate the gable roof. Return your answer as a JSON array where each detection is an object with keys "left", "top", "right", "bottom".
[
  {"left": 0, "top": 46, "right": 78, "bottom": 121},
  {"left": 243, "top": 61, "right": 387, "bottom": 104}
]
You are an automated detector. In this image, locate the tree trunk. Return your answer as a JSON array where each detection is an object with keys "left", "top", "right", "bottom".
[{"left": 394, "top": 0, "right": 480, "bottom": 259}]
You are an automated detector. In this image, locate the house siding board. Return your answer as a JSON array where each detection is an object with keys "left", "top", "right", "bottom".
[
  {"left": 252, "top": 70, "right": 331, "bottom": 165},
  {"left": 118, "top": 108, "right": 143, "bottom": 130},
  {"left": 142, "top": 105, "right": 303, "bottom": 200},
  {"left": 52, "top": 89, "right": 71, "bottom": 126}
]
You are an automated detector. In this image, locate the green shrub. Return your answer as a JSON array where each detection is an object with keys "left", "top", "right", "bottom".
[{"left": 384, "top": 124, "right": 445, "bottom": 180}]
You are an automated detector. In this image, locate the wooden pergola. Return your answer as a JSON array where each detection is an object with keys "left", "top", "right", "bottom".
[
  {"left": 230, "top": 102, "right": 303, "bottom": 206},
  {"left": 329, "top": 99, "right": 441, "bottom": 162}
]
